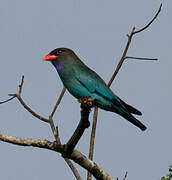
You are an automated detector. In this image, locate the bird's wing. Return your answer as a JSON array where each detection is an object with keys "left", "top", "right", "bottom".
[
  {"left": 75, "top": 65, "right": 142, "bottom": 115},
  {"left": 75, "top": 65, "right": 122, "bottom": 103},
  {"left": 76, "top": 72, "right": 124, "bottom": 106}
]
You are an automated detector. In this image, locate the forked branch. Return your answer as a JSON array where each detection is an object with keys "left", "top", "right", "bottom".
[
  {"left": 1, "top": 76, "right": 81, "bottom": 180},
  {"left": 87, "top": 3, "right": 162, "bottom": 180}
]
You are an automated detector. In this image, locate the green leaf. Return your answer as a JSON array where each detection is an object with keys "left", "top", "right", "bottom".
[{"left": 161, "top": 177, "right": 167, "bottom": 180}]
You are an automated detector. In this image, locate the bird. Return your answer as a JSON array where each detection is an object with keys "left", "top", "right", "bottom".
[{"left": 43, "top": 48, "right": 147, "bottom": 131}]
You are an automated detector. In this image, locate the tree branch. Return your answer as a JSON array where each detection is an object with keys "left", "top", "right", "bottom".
[
  {"left": 0, "top": 96, "right": 15, "bottom": 104},
  {"left": 63, "top": 103, "right": 91, "bottom": 156},
  {"left": 87, "top": 107, "right": 98, "bottom": 180},
  {"left": 64, "top": 158, "right": 82, "bottom": 180},
  {"left": 123, "top": 172, "right": 128, "bottom": 180},
  {"left": 125, "top": 56, "right": 158, "bottom": 61},
  {"left": 133, "top": 4, "right": 162, "bottom": 34},
  {"left": 50, "top": 86, "right": 66, "bottom": 118},
  {"left": 2, "top": 76, "right": 81, "bottom": 180},
  {"left": 87, "top": 3, "right": 162, "bottom": 180},
  {"left": 46, "top": 86, "right": 82, "bottom": 180},
  {"left": 8, "top": 93, "right": 50, "bottom": 123},
  {"left": 7, "top": 76, "right": 49, "bottom": 123},
  {"left": 19, "top": 75, "right": 24, "bottom": 95},
  {"left": 0, "top": 132, "right": 114, "bottom": 180}
]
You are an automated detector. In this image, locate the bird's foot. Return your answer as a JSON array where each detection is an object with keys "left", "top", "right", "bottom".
[{"left": 78, "top": 97, "right": 94, "bottom": 108}]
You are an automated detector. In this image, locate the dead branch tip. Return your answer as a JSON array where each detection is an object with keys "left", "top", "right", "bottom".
[{"left": 134, "top": 4, "right": 162, "bottom": 34}]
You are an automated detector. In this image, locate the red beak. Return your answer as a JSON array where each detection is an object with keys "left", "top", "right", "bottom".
[{"left": 43, "top": 54, "right": 57, "bottom": 61}]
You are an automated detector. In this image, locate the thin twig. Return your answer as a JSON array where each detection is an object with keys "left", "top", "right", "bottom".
[
  {"left": 125, "top": 56, "right": 158, "bottom": 61},
  {"left": 49, "top": 116, "right": 61, "bottom": 143},
  {"left": 49, "top": 116, "right": 82, "bottom": 180},
  {"left": 108, "top": 27, "right": 135, "bottom": 87},
  {"left": 19, "top": 75, "right": 24, "bottom": 95},
  {"left": 8, "top": 76, "right": 49, "bottom": 123},
  {"left": 48, "top": 86, "right": 82, "bottom": 180},
  {"left": 64, "top": 159, "right": 83, "bottom": 180},
  {"left": 87, "top": 107, "right": 98, "bottom": 180},
  {"left": 87, "top": 4, "right": 162, "bottom": 180},
  {"left": 0, "top": 96, "right": 16, "bottom": 104},
  {"left": 49, "top": 86, "right": 66, "bottom": 144},
  {"left": 2, "top": 76, "right": 81, "bottom": 180},
  {"left": 17, "top": 94, "right": 49, "bottom": 123},
  {"left": 123, "top": 172, "right": 128, "bottom": 180},
  {"left": 8, "top": 93, "right": 49, "bottom": 123},
  {"left": 133, "top": 4, "right": 162, "bottom": 34},
  {"left": 49, "top": 116, "right": 83, "bottom": 180},
  {"left": 87, "top": 27, "right": 136, "bottom": 180},
  {"left": 0, "top": 75, "right": 25, "bottom": 105},
  {"left": 50, "top": 86, "right": 66, "bottom": 118}
]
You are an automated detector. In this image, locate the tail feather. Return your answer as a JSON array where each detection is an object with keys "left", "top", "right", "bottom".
[
  {"left": 117, "top": 97, "right": 142, "bottom": 115},
  {"left": 124, "top": 103, "right": 142, "bottom": 115},
  {"left": 121, "top": 112, "right": 147, "bottom": 131}
]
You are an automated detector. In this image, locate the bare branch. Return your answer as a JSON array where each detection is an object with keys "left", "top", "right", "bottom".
[
  {"left": 87, "top": 4, "right": 162, "bottom": 180},
  {"left": 48, "top": 86, "right": 66, "bottom": 144},
  {"left": 46, "top": 86, "right": 82, "bottom": 180},
  {"left": 49, "top": 117, "right": 82, "bottom": 180},
  {"left": 19, "top": 75, "right": 24, "bottom": 95},
  {"left": 0, "top": 76, "right": 25, "bottom": 105},
  {"left": 108, "top": 27, "right": 135, "bottom": 87},
  {"left": 133, "top": 4, "right": 162, "bottom": 34},
  {"left": 8, "top": 93, "right": 49, "bottom": 123},
  {"left": 49, "top": 116, "right": 61, "bottom": 143},
  {"left": 2, "top": 76, "right": 80, "bottom": 179},
  {"left": 87, "top": 107, "right": 98, "bottom": 180},
  {"left": 64, "top": 159, "right": 83, "bottom": 180},
  {"left": 0, "top": 132, "right": 114, "bottom": 180},
  {"left": 50, "top": 86, "right": 66, "bottom": 118},
  {"left": 123, "top": 172, "right": 128, "bottom": 180},
  {"left": 125, "top": 56, "right": 158, "bottom": 61},
  {"left": 0, "top": 96, "right": 16, "bottom": 104},
  {"left": 0, "top": 132, "right": 54, "bottom": 149},
  {"left": 63, "top": 102, "right": 91, "bottom": 156},
  {"left": 6, "top": 76, "right": 50, "bottom": 123},
  {"left": 108, "top": 3, "right": 161, "bottom": 86}
]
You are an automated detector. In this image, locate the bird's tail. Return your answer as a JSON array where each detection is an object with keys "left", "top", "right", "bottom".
[
  {"left": 121, "top": 112, "right": 147, "bottom": 131},
  {"left": 116, "top": 97, "right": 142, "bottom": 115}
]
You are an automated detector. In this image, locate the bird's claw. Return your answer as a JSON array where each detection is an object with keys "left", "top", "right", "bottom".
[
  {"left": 78, "top": 97, "right": 93, "bottom": 107},
  {"left": 78, "top": 97, "right": 94, "bottom": 112}
]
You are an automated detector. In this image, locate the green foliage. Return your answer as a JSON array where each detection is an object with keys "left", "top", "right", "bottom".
[{"left": 161, "top": 166, "right": 172, "bottom": 180}]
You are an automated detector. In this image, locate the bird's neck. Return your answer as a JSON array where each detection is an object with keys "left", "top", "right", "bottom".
[{"left": 51, "top": 60, "right": 63, "bottom": 74}]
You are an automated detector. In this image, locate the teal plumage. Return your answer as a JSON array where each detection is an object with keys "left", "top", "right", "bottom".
[{"left": 44, "top": 48, "right": 146, "bottom": 131}]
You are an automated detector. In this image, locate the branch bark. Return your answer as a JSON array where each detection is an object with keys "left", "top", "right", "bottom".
[
  {"left": 63, "top": 103, "right": 91, "bottom": 156},
  {"left": 0, "top": 132, "right": 114, "bottom": 180}
]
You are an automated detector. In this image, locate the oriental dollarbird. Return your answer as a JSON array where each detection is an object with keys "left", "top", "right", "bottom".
[{"left": 44, "top": 48, "right": 146, "bottom": 131}]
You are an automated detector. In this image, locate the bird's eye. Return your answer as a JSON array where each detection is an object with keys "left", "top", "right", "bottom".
[{"left": 58, "top": 50, "right": 62, "bottom": 54}]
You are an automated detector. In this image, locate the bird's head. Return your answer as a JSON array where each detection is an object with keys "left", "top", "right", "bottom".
[
  {"left": 43, "top": 48, "right": 77, "bottom": 64},
  {"left": 44, "top": 48, "right": 83, "bottom": 73}
]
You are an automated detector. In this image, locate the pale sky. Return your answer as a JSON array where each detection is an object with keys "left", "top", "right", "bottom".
[{"left": 0, "top": 0, "right": 171, "bottom": 180}]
